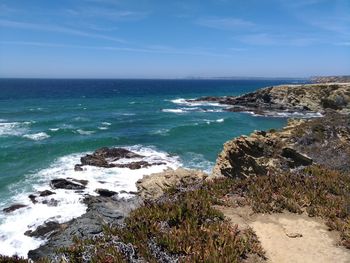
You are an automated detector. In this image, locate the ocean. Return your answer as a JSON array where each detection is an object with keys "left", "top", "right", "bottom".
[{"left": 0, "top": 78, "right": 305, "bottom": 257}]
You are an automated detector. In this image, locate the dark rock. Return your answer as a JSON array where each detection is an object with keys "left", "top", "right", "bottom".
[
  {"left": 24, "top": 221, "right": 66, "bottom": 239},
  {"left": 29, "top": 194, "right": 38, "bottom": 204},
  {"left": 42, "top": 198, "right": 59, "bottom": 206},
  {"left": 3, "top": 204, "right": 27, "bottom": 213},
  {"left": 281, "top": 147, "right": 313, "bottom": 168},
  {"left": 114, "top": 160, "right": 155, "bottom": 170},
  {"left": 79, "top": 147, "right": 144, "bottom": 168},
  {"left": 95, "top": 147, "right": 143, "bottom": 159},
  {"left": 50, "top": 179, "right": 86, "bottom": 190},
  {"left": 39, "top": 190, "right": 56, "bottom": 197},
  {"left": 74, "top": 164, "right": 83, "bottom": 171},
  {"left": 96, "top": 188, "right": 118, "bottom": 197},
  {"left": 81, "top": 154, "right": 109, "bottom": 167}
]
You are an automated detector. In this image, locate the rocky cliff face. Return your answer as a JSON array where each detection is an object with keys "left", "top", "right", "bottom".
[
  {"left": 213, "top": 111, "right": 350, "bottom": 178},
  {"left": 194, "top": 83, "right": 350, "bottom": 116},
  {"left": 311, "top": 76, "right": 350, "bottom": 83}
]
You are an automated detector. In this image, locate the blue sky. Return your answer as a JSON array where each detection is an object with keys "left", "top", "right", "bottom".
[{"left": 0, "top": 0, "right": 349, "bottom": 78}]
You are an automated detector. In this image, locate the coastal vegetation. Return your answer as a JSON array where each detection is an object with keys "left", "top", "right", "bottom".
[{"left": 4, "top": 163, "right": 348, "bottom": 262}]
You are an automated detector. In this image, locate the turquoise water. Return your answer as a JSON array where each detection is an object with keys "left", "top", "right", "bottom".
[{"left": 0, "top": 79, "right": 303, "bottom": 256}]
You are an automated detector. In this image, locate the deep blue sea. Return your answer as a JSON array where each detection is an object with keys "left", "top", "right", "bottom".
[{"left": 0, "top": 78, "right": 306, "bottom": 256}]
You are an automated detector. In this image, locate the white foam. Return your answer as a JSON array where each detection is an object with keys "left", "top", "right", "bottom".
[
  {"left": 98, "top": 127, "right": 108, "bottom": 130},
  {"left": 203, "top": 118, "right": 225, "bottom": 125},
  {"left": 162, "top": 109, "right": 186, "bottom": 113},
  {"left": 151, "top": 128, "right": 170, "bottom": 136},
  {"left": 244, "top": 111, "right": 323, "bottom": 118},
  {"left": 101, "top": 122, "right": 111, "bottom": 126},
  {"left": 0, "top": 121, "right": 32, "bottom": 137},
  {"left": 0, "top": 145, "right": 181, "bottom": 258},
  {"left": 49, "top": 128, "right": 60, "bottom": 132},
  {"left": 73, "top": 117, "right": 90, "bottom": 122},
  {"left": 170, "top": 98, "right": 228, "bottom": 107},
  {"left": 23, "top": 132, "right": 50, "bottom": 141},
  {"left": 76, "top": 129, "right": 95, "bottom": 135}
]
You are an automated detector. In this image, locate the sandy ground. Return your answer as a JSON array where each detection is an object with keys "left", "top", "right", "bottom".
[{"left": 217, "top": 206, "right": 350, "bottom": 263}]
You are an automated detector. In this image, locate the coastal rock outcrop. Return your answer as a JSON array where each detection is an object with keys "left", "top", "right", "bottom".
[
  {"left": 136, "top": 168, "right": 207, "bottom": 200},
  {"left": 76, "top": 147, "right": 166, "bottom": 169},
  {"left": 50, "top": 178, "right": 86, "bottom": 190},
  {"left": 193, "top": 83, "right": 350, "bottom": 116},
  {"left": 213, "top": 111, "right": 350, "bottom": 178},
  {"left": 28, "top": 195, "right": 142, "bottom": 261}
]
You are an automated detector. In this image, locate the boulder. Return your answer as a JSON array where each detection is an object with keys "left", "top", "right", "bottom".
[
  {"left": 28, "top": 194, "right": 38, "bottom": 204},
  {"left": 39, "top": 190, "right": 56, "bottom": 197},
  {"left": 96, "top": 188, "right": 118, "bottom": 197},
  {"left": 281, "top": 147, "right": 313, "bottom": 168},
  {"left": 137, "top": 168, "right": 207, "bottom": 200},
  {"left": 50, "top": 179, "right": 86, "bottom": 190}
]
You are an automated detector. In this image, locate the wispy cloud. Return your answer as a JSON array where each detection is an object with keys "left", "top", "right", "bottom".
[
  {"left": 278, "top": 0, "right": 327, "bottom": 8},
  {"left": 195, "top": 17, "right": 255, "bottom": 30},
  {"left": 236, "top": 33, "right": 319, "bottom": 46},
  {"left": 65, "top": 7, "right": 149, "bottom": 21},
  {"left": 0, "top": 19, "right": 126, "bottom": 43},
  {"left": 0, "top": 40, "right": 232, "bottom": 57}
]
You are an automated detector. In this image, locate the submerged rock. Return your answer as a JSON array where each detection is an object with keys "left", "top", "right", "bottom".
[
  {"left": 39, "top": 190, "right": 56, "bottom": 197},
  {"left": 3, "top": 204, "right": 27, "bottom": 213}
]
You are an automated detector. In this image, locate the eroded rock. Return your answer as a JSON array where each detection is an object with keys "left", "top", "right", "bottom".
[
  {"left": 50, "top": 179, "right": 86, "bottom": 190},
  {"left": 137, "top": 168, "right": 207, "bottom": 200}
]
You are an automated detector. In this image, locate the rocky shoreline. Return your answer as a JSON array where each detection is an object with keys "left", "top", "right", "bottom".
[
  {"left": 191, "top": 83, "right": 350, "bottom": 116},
  {"left": 2, "top": 82, "right": 350, "bottom": 262}
]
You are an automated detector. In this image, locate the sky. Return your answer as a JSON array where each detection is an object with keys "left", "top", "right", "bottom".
[{"left": 0, "top": 0, "right": 349, "bottom": 78}]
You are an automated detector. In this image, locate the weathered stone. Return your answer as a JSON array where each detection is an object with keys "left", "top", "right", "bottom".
[
  {"left": 50, "top": 179, "right": 85, "bottom": 190},
  {"left": 28, "top": 195, "right": 142, "bottom": 261},
  {"left": 281, "top": 147, "right": 313, "bottom": 168},
  {"left": 137, "top": 168, "right": 207, "bottom": 200},
  {"left": 213, "top": 111, "right": 350, "bottom": 178},
  {"left": 25, "top": 221, "right": 65, "bottom": 239}
]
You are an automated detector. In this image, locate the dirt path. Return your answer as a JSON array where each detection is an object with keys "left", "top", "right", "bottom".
[{"left": 218, "top": 206, "right": 350, "bottom": 263}]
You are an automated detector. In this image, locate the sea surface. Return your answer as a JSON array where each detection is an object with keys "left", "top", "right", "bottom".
[{"left": 0, "top": 78, "right": 307, "bottom": 257}]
